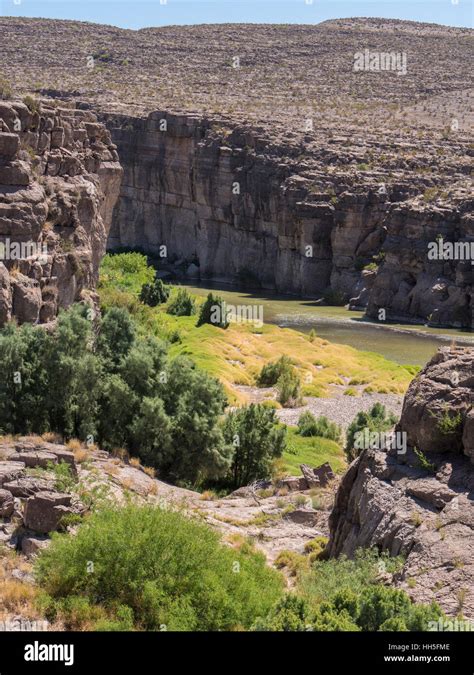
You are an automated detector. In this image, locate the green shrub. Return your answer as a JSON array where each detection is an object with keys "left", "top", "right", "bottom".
[
  {"left": 257, "top": 549, "right": 444, "bottom": 632},
  {"left": 99, "top": 253, "right": 155, "bottom": 295},
  {"left": 23, "top": 95, "right": 41, "bottom": 114},
  {"left": 257, "top": 355, "right": 294, "bottom": 387},
  {"left": 276, "top": 370, "right": 302, "bottom": 408},
  {"left": 252, "top": 595, "right": 309, "bottom": 631},
  {"left": 297, "top": 411, "right": 342, "bottom": 442},
  {"left": 274, "top": 551, "right": 309, "bottom": 577},
  {"left": 36, "top": 505, "right": 284, "bottom": 631},
  {"left": 436, "top": 410, "right": 462, "bottom": 436},
  {"left": 196, "top": 293, "right": 229, "bottom": 328},
  {"left": 303, "top": 536, "right": 328, "bottom": 558},
  {"left": 167, "top": 288, "right": 196, "bottom": 316},
  {"left": 222, "top": 404, "right": 286, "bottom": 488},
  {"left": 345, "top": 403, "right": 398, "bottom": 461},
  {"left": 139, "top": 279, "right": 170, "bottom": 307}
]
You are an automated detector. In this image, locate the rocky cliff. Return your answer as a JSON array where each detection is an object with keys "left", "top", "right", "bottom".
[
  {"left": 0, "top": 100, "right": 122, "bottom": 325},
  {"left": 327, "top": 347, "right": 474, "bottom": 617},
  {"left": 104, "top": 110, "right": 473, "bottom": 330},
  {"left": 0, "top": 17, "right": 472, "bottom": 328}
]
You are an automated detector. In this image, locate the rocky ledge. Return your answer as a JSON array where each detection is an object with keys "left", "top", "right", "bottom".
[
  {"left": 0, "top": 100, "right": 122, "bottom": 325},
  {"left": 328, "top": 347, "right": 474, "bottom": 618}
]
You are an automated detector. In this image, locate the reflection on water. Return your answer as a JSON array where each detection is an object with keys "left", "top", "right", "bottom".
[{"left": 178, "top": 281, "right": 474, "bottom": 366}]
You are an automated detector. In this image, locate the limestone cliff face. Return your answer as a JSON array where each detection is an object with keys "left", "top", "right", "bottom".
[
  {"left": 327, "top": 347, "right": 474, "bottom": 617},
  {"left": 104, "top": 112, "right": 333, "bottom": 297},
  {"left": 0, "top": 101, "right": 122, "bottom": 325},
  {"left": 104, "top": 111, "right": 473, "bottom": 329}
]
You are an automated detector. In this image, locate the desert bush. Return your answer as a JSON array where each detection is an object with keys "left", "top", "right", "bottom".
[
  {"left": 257, "top": 355, "right": 293, "bottom": 387},
  {"left": 255, "top": 550, "right": 443, "bottom": 631},
  {"left": 222, "top": 404, "right": 286, "bottom": 488},
  {"left": 297, "top": 411, "right": 342, "bottom": 442},
  {"left": 167, "top": 288, "right": 196, "bottom": 316},
  {"left": 36, "top": 505, "right": 284, "bottom": 631},
  {"left": 345, "top": 403, "right": 398, "bottom": 461},
  {"left": 276, "top": 370, "right": 302, "bottom": 407},
  {"left": 0, "top": 74, "right": 13, "bottom": 100},
  {"left": 139, "top": 279, "right": 170, "bottom": 307},
  {"left": 196, "top": 293, "right": 229, "bottom": 328}
]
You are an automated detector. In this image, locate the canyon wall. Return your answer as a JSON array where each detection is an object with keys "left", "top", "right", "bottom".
[
  {"left": 0, "top": 101, "right": 122, "bottom": 325},
  {"left": 104, "top": 110, "right": 473, "bottom": 329}
]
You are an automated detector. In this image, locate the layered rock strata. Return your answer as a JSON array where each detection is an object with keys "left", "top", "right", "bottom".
[{"left": 0, "top": 100, "right": 122, "bottom": 325}]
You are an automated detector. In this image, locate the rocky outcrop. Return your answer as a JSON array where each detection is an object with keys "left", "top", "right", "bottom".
[
  {"left": 23, "top": 491, "right": 73, "bottom": 534},
  {"left": 0, "top": 100, "right": 122, "bottom": 326},
  {"left": 398, "top": 346, "right": 474, "bottom": 458},
  {"left": 327, "top": 347, "right": 474, "bottom": 617}
]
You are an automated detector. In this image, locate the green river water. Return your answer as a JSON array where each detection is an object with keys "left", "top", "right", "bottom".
[{"left": 179, "top": 282, "right": 474, "bottom": 367}]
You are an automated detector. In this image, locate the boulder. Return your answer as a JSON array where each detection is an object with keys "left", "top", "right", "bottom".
[
  {"left": 300, "top": 464, "right": 319, "bottom": 488},
  {"left": 0, "top": 461, "right": 26, "bottom": 487},
  {"left": 397, "top": 347, "right": 473, "bottom": 457},
  {"left": 3, "top": 476, "right": 54, "bottom": 498},
  {"left": 278, "top": 476, "right": 307, "bottom": 492},
  {"left": 312, "top": 462, "right": 336, "bottom": 486},
  {"left": 328, "top": 447, "right": 474, "bottom": 618},
  {"left": 0, "top": 489, "right": 14, "bottom": 517},
  {"left": 7, "top": 450, "right": 58, "bottom": 469},
  {"left": 0, "top": 132, "right": 19, "bottom": 158},
  {"left": 23, "top": 491, "right": 72, "bottom": 533},
  {"left": 42, "top": 444, "right": 77, "bottom": 475},
  {"left": 11, "top": 275, "right": 42, "bottom": 324},
  {"left": 21, "top": 534, "right": 51, "bottom": 558}
]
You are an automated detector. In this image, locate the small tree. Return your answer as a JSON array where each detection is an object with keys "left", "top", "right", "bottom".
[
  {"left": 97, "top": 306, "right": 135, "bottom": 366},
  {"left": 297, "top": 411, "right": 342, "bottom": 442},
  {"left": 276, "top": 370, "right": 302, "bottom": 408},
  {"left": 257, "top": 355, "right": 294, "bottom": 387},
  {"left": 196, "top": 293, "right": 229, "bottom": 328},
  {"left": 139, "top": 279, "right": 170, "bottom": 307},
  {"left": 223, "top": 404, "right": 286, "bottom": 488},
  {"left": 167, "top": 288, "right": 196, "bottom": 316}
]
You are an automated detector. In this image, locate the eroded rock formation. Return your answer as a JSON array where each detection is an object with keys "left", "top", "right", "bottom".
[
  {"left": 0, "top": 100, "right": 122, "bottom": 325},
  {"left": 327, "top": 347, "right": 474, "bottom": 617}
]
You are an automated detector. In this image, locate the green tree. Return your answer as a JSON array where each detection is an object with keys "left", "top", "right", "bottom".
[
  {"left": 196, "top": 293, "right": 229, "bottom": 328},
  {"left": 223, "top": 404, "right": 286, "bottom": 488},
  {"left": 129, "top": 397, "right": 173, "bottom": 468},
  {"left": 139, "top": 279, "right": 170, "bottom": 307},
  {"left": 167, "top": 288, "right": 196, "bottom": 316},
  {"left": 97, "top": 307, "right": 135, "bottom": 366},
  {"left": 170, "top": 366, "right": 231, "bottom": 483}
]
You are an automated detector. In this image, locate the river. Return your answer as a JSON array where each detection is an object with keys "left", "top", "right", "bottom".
[{"left": 178, "top": 282, "right": 474, "bottom": 366}]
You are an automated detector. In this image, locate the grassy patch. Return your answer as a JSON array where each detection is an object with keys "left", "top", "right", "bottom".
[
  {"left": 99, "top": 254, "right": 414, "bottom": 404},
  {"left": 282, "top": 427, "right": 345, "bottom": 475}
]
